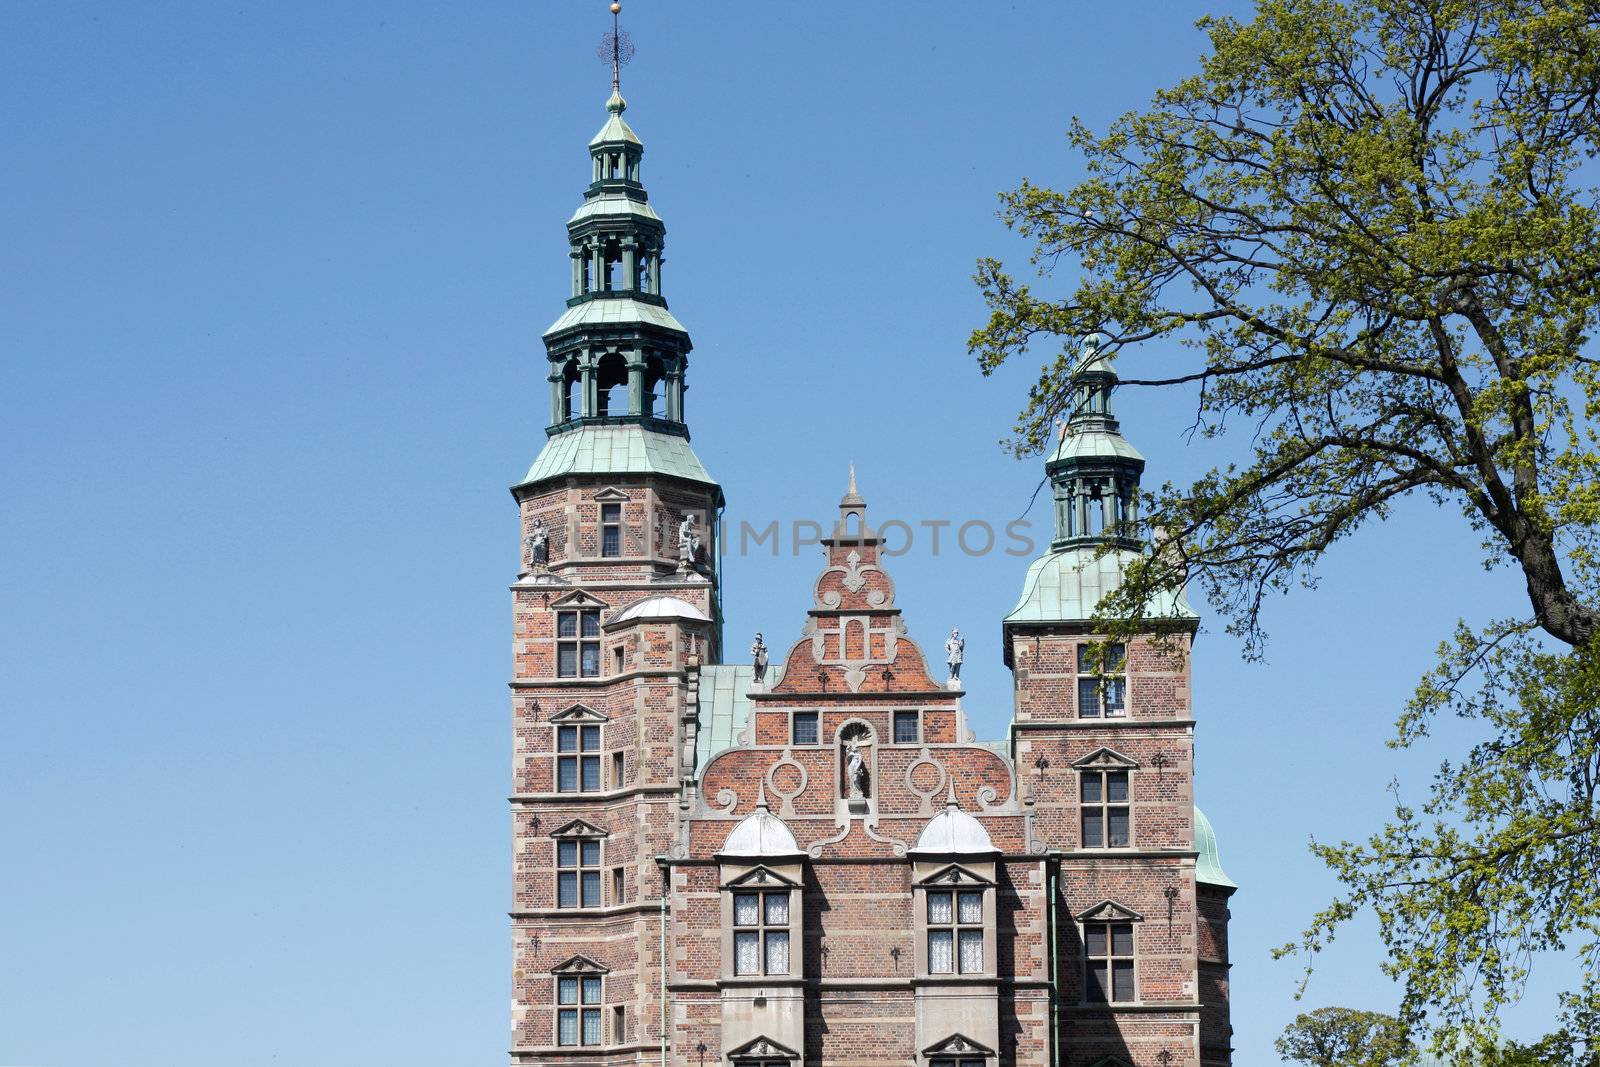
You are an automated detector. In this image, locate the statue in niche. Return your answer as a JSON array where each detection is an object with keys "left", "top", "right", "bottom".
[
  {"left": 841, "top": 724, "right": 871, "bottom": 802},
  {"left": 677, "top": 515, "right": 701, "bottom": 570},
  {"left": 751, "top": 632, "right": 769, "bottom": 684},
  {"left": 524, "top": 519, "right": 549, "bottom": 572},
  {"left": 945, "top": 628, "right": 965, "bottom": 683}
]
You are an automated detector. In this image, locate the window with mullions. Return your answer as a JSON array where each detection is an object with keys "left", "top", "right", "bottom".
[
  {"left": 556, "top": 974, "right": 602, "bottom": 1045},
  {"left": 927, "top": 888, "right": 984, "bottom": 974},
  {"left": 557, "top": 725, "right": 602, "bottom": 792},
  {"left": 893, "top": 710, "right": 920, "bottom": 744},
  {"left": 1081, "top": 769, "right": 1130, "bottom": 848},
  {"left": 791, "top": 711, "right": 818, "bottom": 746},
  {"left": 1077, "top": 642, "right": 1127, "bottom": 717},
  {"left": 732, "top": 890, "right": 790, "bottom": 975},
  {"left": 1084, "top": 921, "right": 1136, "bottom": 1003},
  {"left": 557, "top": 838, "right": 602, "bottom": 908},
  {"left": 557, "top": 609, "right": 601, "bottom": 677},
  {"left": 601, "top": 504, "right": 622, "bottom": 558}
]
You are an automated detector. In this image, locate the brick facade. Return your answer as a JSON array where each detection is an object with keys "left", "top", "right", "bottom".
[{"left": 506, "top": 83, "right": 1233, "bottom": 1067}]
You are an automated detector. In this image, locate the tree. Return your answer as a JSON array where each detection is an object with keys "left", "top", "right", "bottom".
[
  {"left": 1276, "top": 1007, "right": 1410, "bottom": 1067},
  {"left": 969, "top": 0, "right": 1600, "bottom": 1053}
]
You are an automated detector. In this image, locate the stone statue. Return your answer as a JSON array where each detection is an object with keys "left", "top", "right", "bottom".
[
  {"left": 945, "top": 628, "right": 965, "bottom": 682},
  {"left": 845, "top": 739, "right": 868, "bottom": 800},
  {"left": 524, "top": 519, "right": 549, "bottom": 572},
  {"left": 751, "top": 632, "right": 769, "bottom": 684},
  {"left": 677, "top": 515, "right": 701, "bottom": 568}
]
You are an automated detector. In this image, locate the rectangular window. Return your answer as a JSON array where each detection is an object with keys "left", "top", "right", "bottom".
[
  {"left": 1081, "top": 769, "right": 1130, "bottom": 848},
  {"left": 557, "top": 609, "right": 602, "bottom": 677},
  {"left": 732, "top": 889, "right": 790, "bottom": 975},
  {"left": 556, "top": 837, "right": 603, "bottom": 909},
  {"left": 612, "top": 751, "right": 625, "bottom": 788},
  {"left": 556, "top": 724, "right": 603, "bottom": 793},
  {"left": 612, "top": 1005, "right": 626, "bottom": 1044},
  {"left": 612, "top": 866, "right": 626, "bottom": 904},
  {"left": 893, "top": 710, "right": 919, "bottom": 744},
  {"left": 1085, "top": 921, "right": 1136, "bottom": 1003},
  {"left": 601, "top": 504, "right": 622, "bottom": 558},
  {"left": 1077, "top": 642, "right": 1127, "bottom": 717},
  {"left": 791, "top": 711, "right": 818, "bottom": 746},
  {"left": 926, "top": 888, "right": 985, "bottom": 974},
  {"left": 556, "top": 974, "right": 604, "bottom": 1046}
]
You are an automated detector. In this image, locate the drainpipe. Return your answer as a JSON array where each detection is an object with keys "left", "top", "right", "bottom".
[
  {"left": 1047, "top": 851, "right": 1061, "bottom": 1067},
  {"left": 657, "top": 858, "right": 670, "bottom": 1067}
]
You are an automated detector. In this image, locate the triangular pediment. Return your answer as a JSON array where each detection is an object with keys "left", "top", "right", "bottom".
[
  {"left": 915, "top": 863, "right": 993, "bottom": 888},
  {"left": 548, "top": 589, "right": 610, "bottom": 611},
  {"left": 721, "top": 864, "right": 800, "bottom": 890},
  {"left": 592, "top": 487, "right": 632, "bottom": 502},
  {"left": 550, "top": 953, "right": 610, "bottom": 975},
  {"left": 922, "top": 1033, "right": 994, "bottom": 1058},
  {"left": 549, "top": 818, "right": 609, "bottom": 839},
  {"left": 1071, "top": 746, "right": 1140, "bottom": 771},
  {"left": 548, "top": 703, "right": 608, "bottom": 723},
  {"left": 1088, "top": 1058, "right": 1133, "bottom": 1067},
  {"left": 726, "top": 1035, "right": 800, "bottom": 1061},
  {"left": 1076, "top": 899, "right": 1145, "bottom": 923}
]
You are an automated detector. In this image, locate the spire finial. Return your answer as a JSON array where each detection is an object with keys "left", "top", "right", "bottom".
[
  {"left": 840, "top": 463, "right": 865, "bottom": 508},
  {"left": 598, "top": 2, "right": 634, "bottom": 112},
  {"left": 756, "top": 779, "right": 770, "bottom": 811},
  {"left": 945, "top": 780, "right": 960, "bottom": 809}
]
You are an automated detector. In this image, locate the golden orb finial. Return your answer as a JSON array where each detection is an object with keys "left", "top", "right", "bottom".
[{"left": 610, "top": 2, "right": 620, "bottom": 12}]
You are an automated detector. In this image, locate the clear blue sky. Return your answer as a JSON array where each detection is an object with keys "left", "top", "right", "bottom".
[{"left": 0, "top": 2, "right": 1567, "bottom": 1064}]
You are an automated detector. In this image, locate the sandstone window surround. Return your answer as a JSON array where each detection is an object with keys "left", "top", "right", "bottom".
[
  {"left": 1076, "top": 641, "right": 1127, "bottom": 717},
  {"left": 550, "top": 954, "right": 609, "bottom": 1047},
  {"left": 912, "top": 865, "right": 996, "bottom": 979},
  {"left": 547, "top": 704, "right": 611, "bottom": 795},
  {"left": 1077, "top": 900, "right": 1144, "bottom": 1005},
  {"left": 1072, "top": 748, "right": 1140, "bottom": 850},
  {"left": 719, "top": 866, "right": 803, "bottom": 979},
  {"left": 893, "top": 709, "right": 921, "bottom": 744},
  {"left": 556, "top": 607, "right": 602, "bottom": 677},
  {"left": 922, "top": 1033, "right": 996, "bottom": 1067},
  {"left": 550, "top": 819, "right": 608, "bottom": 909},
  {"left": 726, "top": 1036, "right": 801, "bottom": 1067},
  {"left": 790, "top": 710, "right": 818, "bottom": 746}
]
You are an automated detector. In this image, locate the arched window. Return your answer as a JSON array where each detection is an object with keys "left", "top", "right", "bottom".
[
  {"left": 595, "top": 352, "right": 627, "bottom": 417},
  {"left": 562, "top": 359, "right": 581, "bottom": 421},
  {"left": 642, "top": 354, "right": 665, "bottom": 417}
]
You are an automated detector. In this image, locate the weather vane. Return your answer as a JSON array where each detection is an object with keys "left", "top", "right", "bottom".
[{"left": 597, "top": 2, "right": 635, "bottom": 95}]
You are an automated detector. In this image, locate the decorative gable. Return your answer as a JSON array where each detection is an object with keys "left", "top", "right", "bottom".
[
  {"left": 914, "top": 863, "right": 994, "bottom": 888},
  {"left": 1075, "top": 899, "right": 1145, "bottom": 923},
  {"left": 725, "top": 1035, "right": 800, "bottom": 1062},
  {"left": 1070, "top": 746, "right": 1140, "bottom": 771},
  {"left": 550, "top": 953, "right": 610, "bottom": 975},
  {"left": 922, "top": 1033, "right": 995, "bottom": 1058},
  {"left": 547, "top": 703, "right": 608, "bottom": 724},
  {"left": 548, "top": 589, "right": 610, "bottom": 611},
  {"left": 720, "top": 864, "right": 801, "bottom": 890},
  {"left": 549, "top": 818, "right": 609, "bottom": 840},
  {"left": 592, "top": 487, "right": 631, "bottom": 502},
  {"left": 1087, "top": 1058, "right": 1133, "bottom": 1067}
]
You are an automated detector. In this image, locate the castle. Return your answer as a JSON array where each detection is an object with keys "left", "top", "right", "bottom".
[{"left": 507, "top": 70, "right": 1235, "bottom": 1067}]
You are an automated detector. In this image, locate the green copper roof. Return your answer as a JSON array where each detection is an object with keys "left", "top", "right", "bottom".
[
  {"left": 568, "top": 193, "right": 661, "bottom": 226},
  {"left": 544, "top": 297, "right": 687, "bottom": 338},
  {"left": 1194, "top": 806, "right": 1237, "bottom": 889},
  {"left": 693, "top": 663, "right": 784, "bottom": 777},
  {"left": 590, "top": 93, "right": 641, "bottom": 147},
  {"left": 1049, "top": 427, "right": 1145, "bottom": 465},
  {"left": 517, "top": 425, "right": 718, "bottom": 489},
  {"left": 1005, "top": 546, "right": 1197, "bottom": 624}
]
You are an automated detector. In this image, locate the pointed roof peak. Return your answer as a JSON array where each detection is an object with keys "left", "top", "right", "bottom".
[
  {"left": 841, "top": 463, "right": 864, "bottom": 508},
  {"left": 944, "top": 780, "right": 960, "bottom": 809}
]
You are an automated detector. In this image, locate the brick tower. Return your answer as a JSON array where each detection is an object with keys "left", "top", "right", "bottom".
[
  {"left": 1002, "top": 336, "right": 1236, "bottom": 1067},
  {"left": 508, "top": 74, "right": 724, "bottom": 1066}
]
